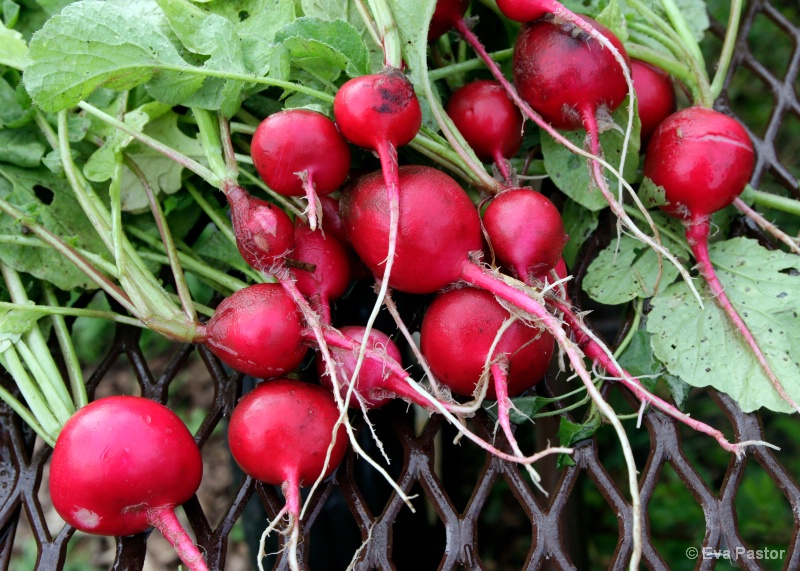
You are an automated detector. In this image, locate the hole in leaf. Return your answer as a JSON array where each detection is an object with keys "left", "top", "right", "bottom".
[
  {"left": 239, "top": 10, "right": 249, "bottom": 21},
  {"left": 33, "top": 185, "right": 54, "bottom": 205}
]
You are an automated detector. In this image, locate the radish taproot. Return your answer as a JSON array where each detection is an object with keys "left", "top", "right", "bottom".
[
  {"left": 50, "top": 396, "right": 207, "bottom": 571},
  {"left": 226, "top": 186, "right": 295, "bottom": 273},
  {"left": 203, "top": 283, "right": 308, "bottom": 379},
  {"left": 229, "top": 379, "right": 348, "bottom": 570},
  {"left": 446, "top": 80, "right": 524, "bottom": 182},
  {"left": 250, "top": 109, "right": 351, "bottom": 230},
  {"left": 643, "top": 106, "right": 799, "bottom": 413}
]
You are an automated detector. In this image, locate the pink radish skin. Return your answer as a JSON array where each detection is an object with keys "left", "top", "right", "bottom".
[
  {"left": 291, "top": 221, "right": 351, "bottom": 325},
  {"left": 204, "top": 283, "right": 308, "bottom": 379},
  {"left": 341, "top": 166, "right": 482, "bottom": 294},
  {"left": 496, "top": 0, "right": 551, "bottom": 21},
  {"left": 317, "top": 325, "right": 409, "bottom": 408},
  {"left": 250, "top": 110, "right": 351, "bottom": 229},
  {"left": 429, "top": 0, "right": 470, "bottom": 41},
  {"left": 318, "top": 195, "right": 349, "bottom": 246},
  {"left": 50, "top": 396, "right": 207, "bottom": 571},
  {"left": 227, "top": 186, "right": 294, "bottom": 273},
  {"left": 631, "top": 59, "right": 676, "bottom": 145},
  {"left": 446, "top": 80, "right": 524, "bottom": 181},
  {"left": 421, "top": 288, "right": 554, "bottom": 399},
  {"left": 513, "top": 17, "right": 629, "bottom": 131},
  {"left": 644, "top": 106, "right": 799, "bottom": 413},
  {"left": 229, "top": 379, "right": 348, "bottom": 566},
  {"left": 483, "top": 189, "right": 567, "bottom": 281}
]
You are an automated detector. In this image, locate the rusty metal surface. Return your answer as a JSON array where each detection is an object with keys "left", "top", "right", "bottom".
[{"left": 1, "top": 1, "right": 799, "bottom": 569}]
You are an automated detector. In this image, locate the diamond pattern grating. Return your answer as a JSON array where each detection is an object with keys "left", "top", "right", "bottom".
[{"left": 0, "top": 1, "right": 799, "bottom": 569}]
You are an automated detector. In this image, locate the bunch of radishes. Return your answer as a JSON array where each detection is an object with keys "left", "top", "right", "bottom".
[{"left": 7, "top": 0, "right": 797, "bottom": 570}]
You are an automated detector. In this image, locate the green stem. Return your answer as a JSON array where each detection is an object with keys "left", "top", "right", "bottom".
[
  {"left": 532, "top": 395, "right": 593, "bottom": 418},
  {"left": 622, "top": 205, "right": 691, "bottom": 254},
  {"left": 428, "top": 48, "right": 514, "bottom": 81},
  {"left": 0, "top": 197, "right": 135, "bottom": 312},
  {"left": 238, "top": 169, "right": 306, "bottom": 219},
  {"left": 77, "top": 102, "right": 222, "bottom": 188},
  {"left": 742, "top": 187, "right": 800, "bottom": 216},
  {"left": 110, "top": 157, "right": 126, "bottom": 279},
  {"left": 0, "top": 383, "right": 54, "bottom": 446},
  {"left": 219, "top": 113, "right": 240, "bottom": 179},
  {"left": 613, "top": 299, "right": 644, "bottom": 359},
  {"left": 193, "top": 108, "right": 230, "bottom": 185},
  {"left": 0, "top": 264, "right": 74, "bottom": 422},
  {"left": 0, "top": 301, "right": 143, "bottom": 326},
  {"left": 0, "top": 347, "right": 61, "bottom": 441},
  {"left": 230, "top": 122, "right": 256, "bottom": 135},
  {"left": 367, "top": 0, "right": 403, "bottom": 68},
  {"left": 185, "top": 182, "right": 237, "bottom": 246},
  {"left": 33, "top": 110, "right": 58, "bottom": 149},
  {"left": 625, "top": 42, "right": 694, "bottom": 85},
  {"left": 659, "top": 0, "right": 706, "bottom": 68},
  {"left": 124, "top": 155, "right": 196, "bottom": 321},
  {"left": 710, "top": 0, "right": 744, "bottom": 101},
  {"left": 0, "top": 234, "right": 120, "bottom": 277}
]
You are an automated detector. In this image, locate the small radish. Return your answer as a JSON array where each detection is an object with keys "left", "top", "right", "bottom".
[
  {"left": 428, "top": 0, "right": 470, "bottom": 41},
  {"left": 446, "top": 80, "right": 524, "bottom": 182},
  {"left": 291, "top": 220, "right": 351, "bottom": 325},
  {"left": 250, "top": 109, "right": 351, "bottom": 230},
  {"left": 513, "top": 17, "right": 629, "bottom": 131},
  {"left": 317, "top": 325, "right": 412, "bottom": 409},
  {"left": 50, "top": 396, "right": 207, "bottom": 571},
  {"left": 421, "top": 287, "right": 554, "bottom": 399},
  {"left": 644, "top": 106, "right": 799, "bottom": 413},
  {"left": 631, "top": 59, "right": 676, "bottom": 144},
  {"left": 226, "top": 186, "right": 294, "bottom": 273},
  {"left": 341, "top": 165, "right": 482, "bottom": 294},
  {"left": 482, "top": 188, "right": 567, "bottom": 281},
  {"left": 203, "top": 283, "right": 308, "bottom": 379},
  {"left": 228, "top": 379, "right": 348, "bottom": 570}
]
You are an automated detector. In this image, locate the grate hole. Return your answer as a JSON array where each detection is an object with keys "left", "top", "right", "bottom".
[
  {"left": 477, "top": 475, "right": 534, "bottom": 569},
  {"left": 648, "top": 463, "right": 707, "bottom": 569},
  {"left": 774, "top": 110, "right": 800, "bottom": 180},
  {"left": 735, "top": 461, "right": 794, "bottom": 556},
  {"left": 729, "top": 65, "right": 774, "bottom": 139},
  {"left": 392, "top": 481, "right": 447, "bottom": 568},
  {"left": 748, "top": 13, "right": 795, "bottom": 80}
]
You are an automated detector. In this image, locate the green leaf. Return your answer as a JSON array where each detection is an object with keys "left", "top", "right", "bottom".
[
  {"left": 561, "top": 198, "right": 599, "bottom": 268},
  {"left": 3, "top": 0, "right": 20, "bottom": 31},
  {"left": 0, "top": 128, "right": 46, "bottom": 168},
  {"left": 276, "top": 18, "right": 370, "bottom": 80},
  {"left": 0, "top": 165, "right": 106, "bottom": 290},
  {"left": 638, "top": 176, "right": 667, "bottom": 208},
  {"left": 541, "top": 100, "right": 641, "bottom": 211},
  {"left": 647, "top": 238, "right": 800, "bottom": 414},
  {"left": 0, "top": 304, "right": 40, "bottom": 346},
  {"left": 557, "top": 414, "right": 601, "bottom": 466},
  {"left": 582, "top": 232, "right": 681, "bottom": 305},
  {"left": 193, "top": 223, "right": 250, "bottom": 274},
  {"left": 0, "top": 18, "right": 27, "bottom": 70},
  {"left": 617, "top": 330, "right": 661, "bottom": 391},
  {"left": 301, "top": 0, "right": 382, "bottom": 71},
  {"left": 0, "top": 78, "right": 34, "bottom": 129},
  {"left": 597, "top": 0, "right": 628, "bottom": 42},
  {"left": 24, "top": 0, "right": 205, "bottom": 112}
]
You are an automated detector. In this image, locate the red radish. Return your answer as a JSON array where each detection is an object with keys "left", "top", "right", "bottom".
[
  {"left": 228, "top": 379, "right": 348, "bottom": 569},
  {"left": 291, "top": 220, "right": 351, "bottom": 324},
  {"left": 226, "top": 185, "right": 294, "bottom": 273},
  {"left": 644, "top": 106, "right": 799, "bottom": 413},
  {"left": 483, "top": 189, "right": 567, "bottom": 281},
  {"left": 50, "top": 396, "right": 207, "bottom": 571},
  {"left": 632, "top": 59, "right": 676, "bottom": 144},
  {"left": 446, "top": 80, "right": 524, "bottom": 182},
  {"left": 513, "top": 17, "right": 629, "bottom": 131},
  {"left": 317, "top": 325, "right": 410, "bottom": 408},
  {"left": 341, "top": 165, "right": 482, "bottom": 294},
  {"left": 203, "top": 283, "right": 308, "bottom": 379},
  {"left": 421, "top": 287, "right": 554, "bottom": 399},
  {"left": 495, "top": 0, "right": 549, "bottom": 21},
  {"left": 429, "top": 0, "right": 470, "bottom": 41},
  {"left": 250, "top": 109, "right": 351, "bottom": 229}
]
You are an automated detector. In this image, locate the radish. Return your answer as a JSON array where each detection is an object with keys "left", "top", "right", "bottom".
[
  {"left": 291, "top": 220, "right": 351, "bottom": 325},
  {"left": 228, "top": 378, "right": 347, "bottom": 570},
  {"left": 203, "top": 283, "right": 308, "bottom": 379},
  {"left": 632, "top": 59, "right": 677, "bottom": 145},
  {"left": 421, "top": 287, "right": 554, "bottom": 399},
  {"left": 50, "top": 396, "right": 207, "bottom": 571},
  {"left": 317, "top": 325, "right": 423, "bottom": 409},
  {"left": 482, "top": 188, "right": 567, "bottom": 282},
  {"left": 643, "top": 106, "right": 799, "bottom": 413},
  {"left": 318, "top": 195, "right": 349, "bottom": 246},
  {"left": 341, "top": 165, "right": 482, "bottom": 293},
  {"left": 428, "top": 0, "right": 470, "bottom": 41},
  {"left": 226, "top": 186, "right": 295, "bottom": 273},
  {"left": 250, "top": 109, "right": 351, "bottom": 230},
  {"left": 446, "top": 80, "right": 524, "bottom": 182}
]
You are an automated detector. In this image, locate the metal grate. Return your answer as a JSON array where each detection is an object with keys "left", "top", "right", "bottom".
[{"left": 1, "top": 1, "right": 799, "bottom": 569}]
